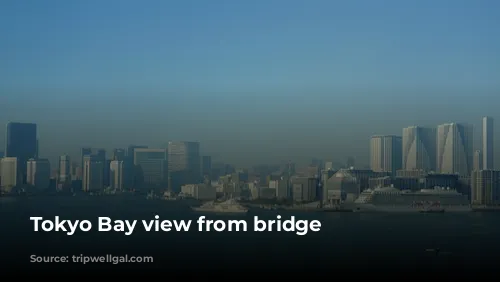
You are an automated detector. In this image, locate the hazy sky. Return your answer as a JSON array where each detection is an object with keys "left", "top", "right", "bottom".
[{"left": 1, "top": 0, "right": 499, "bottom": 167}]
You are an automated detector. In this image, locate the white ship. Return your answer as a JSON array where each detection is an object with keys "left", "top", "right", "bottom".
[
  {"left": 162, "top": 191, "right": 178, "bottom": 200},
  {"left": 352, "top": 187, "right": 471, "bottom": 213},
  {"left": 191, "top": 199, "right": 248, "bottom": 214}
]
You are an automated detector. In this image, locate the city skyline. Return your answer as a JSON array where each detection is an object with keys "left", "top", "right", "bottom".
[
  {"left": 1, "top": 116, "right": 497, "bottom": 171},
  {"left": 1, "top": 1, "right": 500, "bottom": 273},
  {"left": 1, "top": 1, "right": 498, "bottom": 167},
  {"left": 370, "top": 120, "right": 485, "bottom": 175}
]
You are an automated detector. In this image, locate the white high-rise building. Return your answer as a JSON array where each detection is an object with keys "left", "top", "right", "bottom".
[
  {"left": 473, "top": 150, "right": 483, "bottom": 171},
  {"left": 471, "top": 170, "right": 500, "bottom": 205},
  {"left": 436, "top": 123, "right": 473, "bottom": 175},
  {"left": 0, "top": 157, "right": 18, "bottom": 192},
  {"left": 402, "top": 126, "right": 436, "bottom": 171},
  {"left": 58, "top": 155, "right": 71, "bottom": 183},
  {"left": 110, "top": 160, "right": 124, "bottom": 191},
  {"left": 27, "top": 158, "right": 51, "bottom": 191},
  {"left": 482, "top": 117, "right": 494, "bottom": 170},
  {"left": 370, "top": 135, "right": 402, "bottom": 174}
]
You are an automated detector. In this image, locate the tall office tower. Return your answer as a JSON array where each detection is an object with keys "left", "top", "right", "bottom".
[
  {"left": 201, "top": 156, "right": 212, "bottom": 179},
  {"left": 127, "top": 145, "right": 148, "bottom": 159},
  {"left": 437, "top": 123, "right": 473, "bottom": 176},
  {"left": 370, "top": 135, "right": 402, "bottom": 175},
  {"left": 168, "top": 141, "right": 201, "bottom": 191},
  {"left": 482, "top": 117, "right": 494, "bottom": 170},
  {"left": 70, "top": 162, "right": 81, "bottom": 180},
  {"left": 82, "top": 155, "right": 104, "bottom": 192},
  {"left": 96, "top": 149, "right": 106, "bottom": 160},
  {"left": 95, "top": 149, "right": 108, "bottom": 186},
  {"left": 5, "top": 122, "right": 37, "bottom": 183},
  {"left": 0, "top": 157, "right": 18, "bottom": 193},
  {"left": 58, "top": 155, "right": 71, "bottom": 184},
  {"left": 473, "top": 150, "right": 483, "bottom": 171},
  {"left": 113, "top": 148, "right": 126, "bottom": 161},
  {"left": 134, "top": 148, "right": 168, "bottom": 187},
  {"left": 80, "top": 147, "right": 92, "bottom": 169},
  {"left": 103, "top": 159, "right": 111, "bottom": 187},
  {"left": 110, "top": 160, "right": 127, "bottom": 191},
  {"left": 285, "top": 162, "right": 296, "bottom": 176},
  {"left": 126, "top": 145, "right": 147, "bottom": 189},
  {"left": 27, "top": 158, "right": 51, "bottom": 191},
  {"left": 402, "top": 126, "right": 437, "bottom": 171},
  {"left": 471, "top": 170, "right": 500, "bottom": 205}
]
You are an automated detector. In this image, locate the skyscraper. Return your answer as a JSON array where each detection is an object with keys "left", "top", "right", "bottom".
[
  {"left": 110, "top": 160, "right": 127, "bottom": 191},
  {"left": 5, "top": 122, "right": 37, "bottom": 183},
  {"left": 134, "top": 148, "right": 168, "bottom": 186},
  {"left": 482, "top": 117, "right": 494, "bottom": 170},
  {"left": 168, "top": 141, "right": 201, "bottom": 191},
  {"left": 471, "top": 170, "right": 500, "bottom": 205},
  {"left": 127, "top": 145, "right": 148, "bottom": 160},
  {"left": 57, "top": 155, "right": 71, "bottom": 191},
  {"left": 201, "top": 156, "right": 212, "bottom": 179},
  {"left": 402, "top": 126, "right": 436, "bottom": 171},
  {"left": 94, "top": 149, "right": 109, "bottom": 187},
  {"left": 126, "top": 145, "right": 148, "bottom": 189},
  {"left": 80, "top": 147, "right": 92, "bottom": 169},
  {"left": 113, "top": 148, "right": 126, "bottom": 161},
  {"left": 82, "top": 155, "right": 104, "bottom": 192},
  {"left": 436, "top": 123, "right": 473, "bottom": 175},
  {"left": 58, "top": 155, "right": 71, "bottom": 183},
  {"left": 27, "top": 158, "right": 51, "bottom": 191},
  {"left": 370, "top": 135, "right": 402, "bottom": 175},
  {"left": 0, "top": 157, "right": 18, "bottom": 193},
  {"left": 473, "top": 150, "right": 483, "bottom": 171}
]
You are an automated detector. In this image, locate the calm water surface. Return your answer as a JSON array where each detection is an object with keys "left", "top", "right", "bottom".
[{"left": 1, "top": 196, "right": 499, "bottom": 270}]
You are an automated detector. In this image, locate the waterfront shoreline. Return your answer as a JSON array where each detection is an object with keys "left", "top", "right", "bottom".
[{"left": 472, "top": 206, "right": 500, "bottom": 212}]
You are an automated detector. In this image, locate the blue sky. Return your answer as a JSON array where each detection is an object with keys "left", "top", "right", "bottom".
[{"left": 1, "top": 0, "right": 499, "bottom": 166}]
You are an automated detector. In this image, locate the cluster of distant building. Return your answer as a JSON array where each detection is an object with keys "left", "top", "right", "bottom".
[
  {"left": 0, "top": 122, "right": 210, "bottom": 195},
  {"left": 1, "top": 117, "right": 499, "bottom": 206},
  {"left": 369, "top": 117, "right": 498, "bottom": 205}
]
